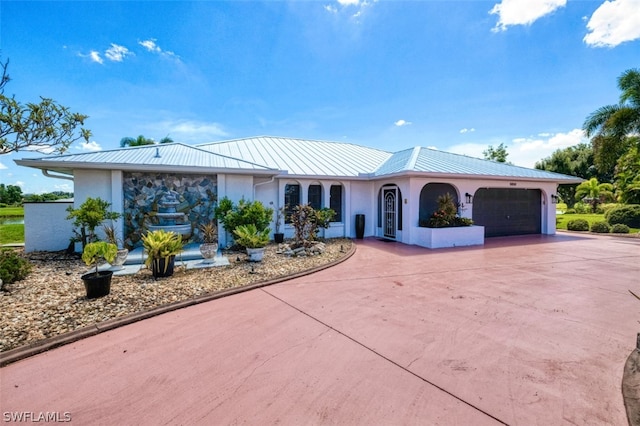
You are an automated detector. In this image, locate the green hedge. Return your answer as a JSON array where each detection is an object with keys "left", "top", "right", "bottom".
[
  {"left": 611, "top": 223, "right": 630, "bottom": 234},
  {"left": 590, "top": 221, "right": 611, "bottom": 233},
  {"left": 567, "top": 219, "right": 589, "bottom": 231},
  {"left": 0, "top": 248, "right": 32, "bottom": 288},
  {"left": 605, "top": 205, "right": 640, "bottom": 228}
]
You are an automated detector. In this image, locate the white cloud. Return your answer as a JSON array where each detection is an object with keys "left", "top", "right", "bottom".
[
  {"left": 324, "top": 5, "right": 338, "bottom": 13},
  {"left": 324, "top": 0, "right": 376, "bottom": 20},
  {"left": 0, "top": 161, "right": 6, "bottom": 170},
  {"left": 584, "top": 0, "right": 640, "bottom": 47},
  {"left": 139, "top": 39, "right": 180, "bottom": 61},
  {"left": 105, "top": 43, "right": 133, "bottom": 62},
  {"left": 394, "top": 119, "right": 412, "bottom": 127},
  {"left": 460, "top": 128, "right": 476, "bottom": 134},
  {"left": 139, "top": 39, "right": 161, "bottom": 53},
  {"left": 150, "top": 119, "right": 228, "bottom": 143},
  {"left": 447, "top": 129, "right": 587, "bottom": 168},
  {"left": 77, "top": 141, "right": 102, "bottom": 152},
  {"left": 89, "top": 50, "right": 103, "bottom": 64},
  {"left": 15, "top": 180, "right": 25, "bottom": 189},
  {"left": 490, "top": 0, "right": 566, "bottom": 32}
]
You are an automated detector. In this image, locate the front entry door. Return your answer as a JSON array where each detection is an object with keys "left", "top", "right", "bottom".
[{"left": 383, "top": 187, "right": 397, "bottom": 239}]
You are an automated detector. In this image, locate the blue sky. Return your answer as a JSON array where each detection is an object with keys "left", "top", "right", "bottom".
[{"left": 1, "top": 0, "right": 639, "bottom": 194}]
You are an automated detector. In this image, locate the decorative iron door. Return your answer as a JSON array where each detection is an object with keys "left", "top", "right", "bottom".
[{"left": 383, "top": 188, "right": 397, "bottom": 239}]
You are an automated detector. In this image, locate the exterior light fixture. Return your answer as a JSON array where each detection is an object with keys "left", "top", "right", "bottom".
[
  {"left": 551, "top": 194, "right": 559, "bottom": 204},
  {"left": 465, "top": 192, "right": 473, "bottom": 204}
]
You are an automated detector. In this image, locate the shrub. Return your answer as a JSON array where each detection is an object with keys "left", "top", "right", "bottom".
[
  {"left": 590, "top": 221, "right": 610, "bottom": 233},
  {"left": 611, "top": 223, "right": 630, "bottom": 234},
  {"left": 599, "top": 203, "right": 618, "bottom": 215},
  {"left": 0, "top": 248, "right": 32, "bottom": 288},
  {"left": 564, "top": 208, "right": 576, "bottom": 214},
  {"left": 573, "top": 202, "right": 591, "bottom": 214},
  {"left": 605, "top": 205, "right": 640, "bottom": 228},
  {"left": 567, "top": 219, "right": 589, "bottom": 231},
  {"left": 214, "top": 197, "right": 273, "bottom": 234}
]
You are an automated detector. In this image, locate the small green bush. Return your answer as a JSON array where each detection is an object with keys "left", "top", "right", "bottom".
[
  {"left": 573, "top": 202, "right": 591, "bottom": 214},
  {"left": 605, "top": 204, "right": 640, "bottom": 228},
  {"left": 0, "top": 248, "right": 32, "bottom": 288},
  {"left": 599, "top": 203, "right": 618, "bottom": 215},
  {"left": 590, "top": 221, "right": 610, "bottom": 233},
  {"left": 564, "top": 208, "right": 576, "bottom": 214},
  {"left": 567, "top": 219, "right": 589, "bottom": 231},
  {"left": 611, "top": 223, "right": 630, "bottom": 234}
]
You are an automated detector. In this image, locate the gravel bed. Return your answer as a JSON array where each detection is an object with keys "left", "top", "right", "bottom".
[{"left": 0, "top": 239, "right": 353, "bottom": 353}]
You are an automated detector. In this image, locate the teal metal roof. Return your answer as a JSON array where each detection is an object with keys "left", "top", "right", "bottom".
[
  {"left": 374, "top": 147, "right": 581, "bottom": 182},
  {"left": 15, "top": 136, "right": 582, "bottom": 183},
  {"left": 198, "top": 136, "right": 391, "bottom": 177},
  {"left": 15, "top": 143, "right": 275, "bottom": 175}
]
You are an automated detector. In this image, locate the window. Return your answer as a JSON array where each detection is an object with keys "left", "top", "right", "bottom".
[
  {"left": 330, "top": 185, "right": 343, "bottom": 222},
  {"left": 308, "top": 185, "right": 322, "bottom": 211},
  {"left": 284, "top": 184, "right": 300, "bottom": 223}
]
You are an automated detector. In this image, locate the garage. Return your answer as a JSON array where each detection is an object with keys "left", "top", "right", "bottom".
[{"left": 472, "top": 188, "right": 542, "bottom": 237}]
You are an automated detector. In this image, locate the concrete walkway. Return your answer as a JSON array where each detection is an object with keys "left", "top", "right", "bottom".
[{"left": 1, "top": 234, "right": 638, "bottom": 425}]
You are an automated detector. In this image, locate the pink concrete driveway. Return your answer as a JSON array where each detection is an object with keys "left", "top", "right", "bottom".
[{"left": 1, "top": 234, "right": 639, "bottom": 425}]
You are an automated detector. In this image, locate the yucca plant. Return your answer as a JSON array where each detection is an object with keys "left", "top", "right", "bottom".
[
  {"left": 141, "top": 230, "right": 183, "bottom": 276},
  {"left": 233, "top": 224, "right": 270, "bottom": 249}
]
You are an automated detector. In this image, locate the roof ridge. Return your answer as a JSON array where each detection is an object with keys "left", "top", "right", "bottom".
[{"left": 197, "top": 135, "right": 393, "bottom": 154}]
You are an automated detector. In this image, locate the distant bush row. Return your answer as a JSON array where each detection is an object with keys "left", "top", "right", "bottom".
[{"left": 566, "top": 219, "right": 630, "bottom": 234}]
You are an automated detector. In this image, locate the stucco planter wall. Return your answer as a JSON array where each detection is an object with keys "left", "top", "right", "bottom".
[{"left": 413, "top": 225, "right": 484, "bottom": 249}]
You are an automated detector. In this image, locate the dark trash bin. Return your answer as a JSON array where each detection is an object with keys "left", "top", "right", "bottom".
[{"left": 355, "top": 214, "right": 365, "bottom": 239}]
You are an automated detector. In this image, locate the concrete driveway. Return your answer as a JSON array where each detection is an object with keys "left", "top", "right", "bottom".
[{"left": 1, "top": 234, "right": 639, "bottom": 425}]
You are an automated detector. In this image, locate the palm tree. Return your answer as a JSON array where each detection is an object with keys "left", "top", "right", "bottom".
[
  {"left": 583, "top": 68, "right": 640, "bottom": 175},
  {"left": 575, "top": 178, "right": 614, "bottom": 212},
  {"left": 120, "top": 135, "right": 155, "bottom": 147}
]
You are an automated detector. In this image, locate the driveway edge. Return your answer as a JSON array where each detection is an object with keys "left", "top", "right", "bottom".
[{"left": 0, "top": 243, "right": 356, "bottom": 368}]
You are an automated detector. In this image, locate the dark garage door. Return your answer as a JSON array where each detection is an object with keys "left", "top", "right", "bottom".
[{"left": 472, "top": 188, "right": 541, "bottom": 237}]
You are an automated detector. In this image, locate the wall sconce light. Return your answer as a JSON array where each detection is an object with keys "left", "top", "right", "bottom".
[
  {"left": 465, "top": 192, "right": 473, "bottom": 204},
  {"left": 551, "top": 194, "right": 559, "bottom": 204}
]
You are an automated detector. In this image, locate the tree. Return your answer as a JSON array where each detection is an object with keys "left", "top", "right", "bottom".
[
  {"left": 535, "top": 143, "right": 602, "bottom": 207},
  {"left": 614, "top": 144, "right": 640, "bottom": 204},
  {"left": 0, "top": 184, "right": 23, "bottom": 205},
  {"left": 583, "top": 68, "right": 640, "bottom": 174},
  {"left": 120, "top": 135, "right": 155, "bottom": 147},
  {"left": 575, "top": 178, "right": 614, "bottom": 212},
  {"left": 483, "top": 143, "right": 509, "bottom": 163},
  {"left": 120, "top": 135, "right": 173, "bottom": 147},
  {"left": 0, "top": 58, "right": 91, "bottom": 155}
]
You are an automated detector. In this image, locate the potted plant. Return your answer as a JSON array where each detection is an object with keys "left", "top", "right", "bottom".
[
  {"left": 141, "top": 229, "right": 184, "bottom": 278},
  {"left": 273, "top": 204, "right": 285, "bottom": 243},
  {"left": 199, "top": 221, "right": 218, "bottom": 263},
  {"left": 103, "top": 223, "right": 129, "bottom": 269},
  {"left": 81, "top": 241, "right": 117, "bottom": 299},
  {"left": 233, "top": 224, "right": 270, "bottom": 262}
]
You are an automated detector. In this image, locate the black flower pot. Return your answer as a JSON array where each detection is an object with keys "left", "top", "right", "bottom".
[
  {"left": 81, "top": 270, "right": 113, "bottom": 299},
  {"left": 274, "top": 233, "right": 285, "bottom": 244},
  {"left": 152, "top": 255, "right": 176, "bottom": 278}
]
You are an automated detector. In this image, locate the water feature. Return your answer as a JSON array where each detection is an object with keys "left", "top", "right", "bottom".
[
  {"left": 147, "top": 191, "right": 192, "bottom": 239},
  {"left": 0, "top": 217, "right": 24, "bottom": 225}
]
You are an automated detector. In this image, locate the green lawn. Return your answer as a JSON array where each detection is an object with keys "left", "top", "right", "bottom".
[
  {"left": 0, "top": 207, "right": 25, "bottom": 244},
  {"left": 0, "top": 206, "right": 24, "bottom": 217},
  {"left": 0, "top": 224, "right": 24, "bottom": 244},
  {"left": 557, "top": 213, "right": 639, "bottom": 233}
]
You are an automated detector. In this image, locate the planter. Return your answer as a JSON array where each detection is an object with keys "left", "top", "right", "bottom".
[
  {"left": 413, "top": 225, "right": 484, "bottom": 249},
  {"left": 274, "top": 233, "right": 285, "bottom": 244},
  {"left": 151, "top": 255, "right": 176, "bottom": 278},
  {"left": 246, "top": 247, "right": 266, "bottom": 262},
  {"left": 199, "top": 243, "right": 218, "bottom": 264},
  {"left": 81, "top": 270, "right": 113, "bottom": 299},
  {"left": 110, "top": 248, "right": 129, "bottom": 269}
]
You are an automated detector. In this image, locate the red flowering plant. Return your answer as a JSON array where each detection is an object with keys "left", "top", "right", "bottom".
[{"left": 422, "top": 193, "right": 473, "bottom": 228}]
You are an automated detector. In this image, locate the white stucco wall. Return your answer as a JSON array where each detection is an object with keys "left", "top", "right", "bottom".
[{"left": 24, "top": 202, "right": 74, "bottom": 252}]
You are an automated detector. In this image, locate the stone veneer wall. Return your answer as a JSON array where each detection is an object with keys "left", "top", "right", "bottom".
[{"left": 122, "top": 172, "right": 217, "bottom": 249}]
